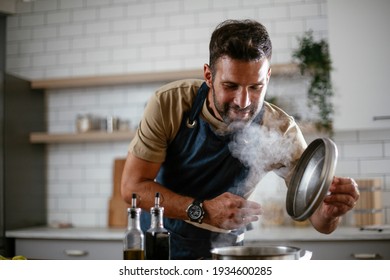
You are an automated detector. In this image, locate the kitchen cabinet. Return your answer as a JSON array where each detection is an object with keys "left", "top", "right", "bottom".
[
  {"left": 7, "top": 227, "right": 124, "bottom": 260},
  {"left": 0, "top": 14, "right": 46, "bottom": 257},
  {"left": 15, "top": 239, "right": 122, "bottom": 260},
  {"left": 328, "top": 0, "right": 390, "bottom": 131}
]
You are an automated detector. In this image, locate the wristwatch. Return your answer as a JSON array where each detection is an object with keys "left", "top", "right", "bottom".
[{"left": 186, "top": 199, "right": 205, "bottom": 224}]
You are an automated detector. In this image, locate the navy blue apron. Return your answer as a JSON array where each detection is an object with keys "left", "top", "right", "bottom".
[{"left": 141, "top": 82, "right": 263, "bottom": 259}]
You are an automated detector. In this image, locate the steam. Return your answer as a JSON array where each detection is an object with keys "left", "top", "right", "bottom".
[
  {"left": 210, "top": 121, "right": 301, "bottom": 250},
  {"left": 228, "top": 121, "right": 298, "bottom": 198}
]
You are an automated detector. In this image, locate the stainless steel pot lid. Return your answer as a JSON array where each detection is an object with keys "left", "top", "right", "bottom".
[{"left": 286, "top": 138, "right": 338, "bottom": 221}]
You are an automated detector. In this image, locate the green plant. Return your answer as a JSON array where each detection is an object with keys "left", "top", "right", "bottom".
[{"left": 293, "top": 31, "right": 334, "bottom": 134}]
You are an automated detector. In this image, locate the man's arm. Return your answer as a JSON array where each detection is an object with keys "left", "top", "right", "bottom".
[
  {"left": 121, "top": 152, "right": 191, "bottom": 220},
  {"left": 121, "top": 152, "right": 262, "bottom": 230}
]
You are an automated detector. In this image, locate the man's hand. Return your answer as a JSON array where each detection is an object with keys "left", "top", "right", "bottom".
[
  {"left": 203, "top": 192, "right": 262, "bottom": 230},
  {"left": 311, "top": 176, "right": 359, "bottom": 233},
  {"left": 321, "top": 177, "right": 360, "bottom": 218}
]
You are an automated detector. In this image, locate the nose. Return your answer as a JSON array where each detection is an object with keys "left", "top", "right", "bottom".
[{"left": 234, "top": 88, "right": 251, "bottom": 109}]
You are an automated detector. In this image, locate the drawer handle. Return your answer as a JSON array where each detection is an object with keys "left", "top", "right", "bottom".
[
  {"left": 351, "top": 253, "right": 381, "bottom": 260},
  {"left": 64, "top": 249, "right": 89, "bottom": 257}
]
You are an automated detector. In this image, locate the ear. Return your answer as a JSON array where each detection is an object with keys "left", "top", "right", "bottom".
[
  {"left": 203, "top": 64, "right": 213, "bottom": 87},
  {"left": 267, "top": 67, "right": 271, "bottom": 83}
]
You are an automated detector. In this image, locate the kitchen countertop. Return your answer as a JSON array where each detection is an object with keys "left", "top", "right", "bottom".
[{"left": 6, "top": 225, "right": 390, "bottom": 241}]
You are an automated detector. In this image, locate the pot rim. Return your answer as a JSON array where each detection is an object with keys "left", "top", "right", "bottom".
[{"left": 210, "top": 245, "right": 302, "bottom": 257}]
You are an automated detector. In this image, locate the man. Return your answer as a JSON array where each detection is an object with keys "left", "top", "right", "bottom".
[{"left": 121, "top": 19, "right": 359, "bottom": 259}]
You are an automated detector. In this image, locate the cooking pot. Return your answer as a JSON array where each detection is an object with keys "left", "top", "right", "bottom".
[{"left": 211, "top": 245, "right": 312, "bottom": 260}]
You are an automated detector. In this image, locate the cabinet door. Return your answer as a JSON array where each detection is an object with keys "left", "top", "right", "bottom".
[
  {"left": 15, "top": 239, "right": 123, "bottom": 260},
  {"left": 328, "top": 0, "right": 390, "bottom": 130},
  {"left": 4, "top": 74, "right": 46, "bottom": 230}
]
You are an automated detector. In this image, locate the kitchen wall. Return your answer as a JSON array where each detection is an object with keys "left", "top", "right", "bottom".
[{"left": 5, "top": 0, "right": 390, "bottom": 227}]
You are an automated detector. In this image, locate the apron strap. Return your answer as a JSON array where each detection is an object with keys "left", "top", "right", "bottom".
[{"left": 186, "top": 82, "right": 209, "bottom": 128}]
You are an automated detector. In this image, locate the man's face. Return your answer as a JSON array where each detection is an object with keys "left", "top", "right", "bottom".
[{"left": 204, "top": 56, "right": 271, "bottom": 126}]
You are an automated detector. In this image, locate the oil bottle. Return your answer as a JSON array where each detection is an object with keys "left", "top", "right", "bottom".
[
  {"left": 123, "top": 193, "right": 144, "bottom": 260},
  {"left": 145, "top": 192, "right": 171, "bottom": 259}
]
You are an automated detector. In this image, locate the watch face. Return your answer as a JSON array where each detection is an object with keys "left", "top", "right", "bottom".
[{"left": 188, "top": 205, "right": 202, "bottom": 219}]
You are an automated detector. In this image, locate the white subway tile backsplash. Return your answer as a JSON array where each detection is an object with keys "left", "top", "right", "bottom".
[
  {"left": 97, "top": 63, "right": 126, "bottom": 75},
  {"left": 59, "top": 0, "right": 84, "bottom": 10},
  {"left": 226, "top": 8, "right": 257, "bottom": 20},
  {"left": 32, "top": 53, "right": 57, "bottom": 67},
  {"left": 6, "top": 42, "right": 18, "bottom": 55},
  {"left": 85, "top": 21, "right": 110, "bottom": 35},
  {"left": 71, "top": 65, "right": 97, "bottom": 77},
  {"left": 335, "top": 159, "right": 359, "bottom": 176},
  {"left": 7, "top": 28, "right": 32, "bottom": 41},
  {"left": 213, "top": 0, "right": 240, "bottom": 9},
  {"left": 85, "top": 197, "right": 109, "bottom": 211},
  {"left": 46, "top": 38, "right": 71, "bottom": 52},
  {"left": 183, "top": 0, "right": 210, "bottom": 12},
  {"left": 197, "top": 11, "right": 226, "bottom": 25},
  {"left": 98, "top": 6, "right": 125, "bottom": 20},
  {"left": 58, "top": 51, "right": 83, "bottom": 65},
  {"left": 73, "top": 8, "right": 98, "bottom": 22},
  {"left": 57, "top": 167, "right": 84, "bottom": 182},
  {"left": 168, "top": 14, "right": 197, "bottom": 28},
  {"left": 289, "top": 3, "right": 320, "bottom": 18},
  {"left": 58, "top": 23, "right": 84, "bottom": 37},
  {"left": 85, "top": 49, "right": 110, "bottom": 63},
  {"left": 305, "top": 16, "right": 328, "bottom": 32},
  {"left": 47, "top": 11, "right": 71, "bottom": 24},
  {"left": 48, "top": 182, "right": 71, "bottom": 196},
  {"left": 274, "top": 19, "right": 305, "bottom": 34},
  {"left": 140, "top": 15, "right": 167, "bottom": 30},
  {"left": 154, "top": 0, "right": 182, "bottom": 15},
  {"left": 47, "top": 67, "right": 72, "bottom": 79},
  {"left": 112, "top": 47, "right": 137, "bottom": 61},
  {"left": 359, "top": 129, "right": 390, "bottom": 141},
  {"left": 71, "top": 212, "right": 100, "bottom": 227},
  {"left": 20, "top": 13, "right": 44, "bottom": 27},
  {"left": 58, "top": 197, "right": 84, "bottom": 211},
  {"left": 6, "top": 16, "right": 19, "bottom": 29},
  {"left": 385, "top": 143, "right": 390, "bottom": 157},
  {"left": 99, "top": 34, "right": 124, "bottom": 48},
  {"left": 343, "top": 143, "right": 384, "bottom": 158},
  {"left": 19, "top": 40, "right": 44, "bottom": 54},
  {"left": 32, "top": 26, "right": 57, "bottom": 39},
  {"left": 111, "top": 18, "right": 138, "bottom": 32},
  {"left": 127, "top": 3, "right": 153, "bottom": 17},
  {"left": 153, "top": 58, "right": 182, "bottom": 71},
  {"left": 70, "top": 183, "right": 99, "bottom": 196},
  {"left": 168, "top": 43, "right": 197, "bottom": 57},
  {"left": 182, "top": 27, "right": 211, "bottom": 42},
  {"left": 360, "top": 159, "right": 390, "bottom": 174},
  {"left": 258, "top": 5, "right": 289, "bottom": 20},
  {"left": 86, "top": 0, "right": 112, "bottom": 7},
  {"left": 7, "top": 55, "right": 31, "bottom": 69},
  {"left": 71, "top": 37, "right": 97, "bottom": 50}
]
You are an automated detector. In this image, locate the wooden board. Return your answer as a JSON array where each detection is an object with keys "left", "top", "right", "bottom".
[{"left": 108, "top": 158, "right": 129, "bottom": 228}]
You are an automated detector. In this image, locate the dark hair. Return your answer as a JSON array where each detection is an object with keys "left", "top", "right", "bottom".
[{"left": 209, "top": 19, "right": 272, "bottom": 74}]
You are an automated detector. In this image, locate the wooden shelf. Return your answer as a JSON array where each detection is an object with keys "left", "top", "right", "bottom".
[
  {"left": 30, "top": 131, "right": 135, "bottom": 144},
  {"left": 30, "top": 63, "right": 299, "bottom": 90}
]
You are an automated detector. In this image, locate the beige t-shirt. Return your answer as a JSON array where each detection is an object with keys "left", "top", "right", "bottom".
[{"left": 129, "top": 79, "right": 307, "bottom": 185}]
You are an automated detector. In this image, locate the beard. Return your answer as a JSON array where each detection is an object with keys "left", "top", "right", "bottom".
[{"left": 212, "top": 87, "right": 260, "bottom": 126}]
